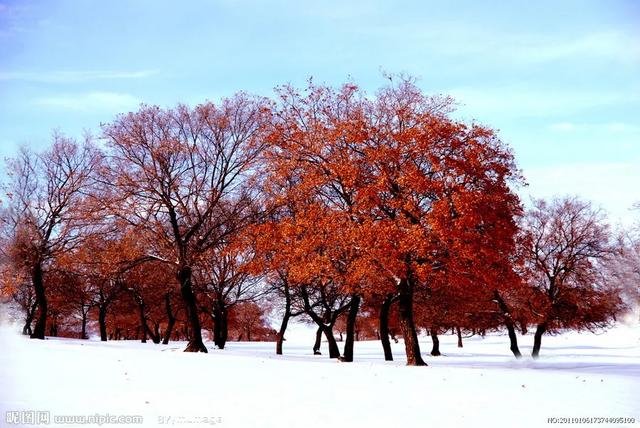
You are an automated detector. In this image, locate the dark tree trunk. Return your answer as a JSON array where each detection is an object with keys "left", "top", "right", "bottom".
[
  {"left": 493, "top": 291, "right": 522, "bottom": 358},
  {"left": 379, "top": 294, "right": 394, "bottom": 361},
  {"left": 213, "top": 305, "right": 228, "bottom": 349},
  {"left": 23, "top": 301, "right": 37, "bottom": 336},
  {"left": 177, "top": 266, "right": 207, "bottom": 353},
  {"left": 138, "top": 303, "right": 148, "bottom": 343},
  {"left": 276, "top": 293, "right": 291, "bottom": 355},
  {"left": 506, "top": 321, "right": 522, "bottom": 358},
  {"left": 80, "top": 310, "right": 88, "bottom": 339},
  {"left": 323, "top": 326, "right": 341, "bottom": 359},
  {"left": 313, "top": 326, "right": 323, "bottom": 355},
  {"left": 430, "top": 326, "right": 441, "bottom": 356},
  {"left": 30, "top": 262, "right": 47, "bottom": 340},
  {"left": 162, "top": 293, "right": 176, "bottom": 345},
  {"left": 456, "top": 326, "right": 463, "bottom": 348},
  {"left": 532, "top": 322, "right": 547, "bottom": 358},
  {"left": 342, "top": 294, "right": 361, "bottom": 362},
  {"left": 149, "top": 322, "right": 161, "bottom": 344},
  {"left": 397, "top": 278, "right": 427, "bottom": 366},
  {"left": 98, "top": 305, "right": 108, "bottom": 341}
]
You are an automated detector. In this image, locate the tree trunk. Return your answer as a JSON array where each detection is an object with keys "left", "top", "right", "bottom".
[
  {"left": 150, "top": 322, "right": 161, "bottom": 344},
  {"left": 430, "top": 326, "right": 441, "bottom": 356},
  {"left": 162, "top": 293, "right": 176, "bottom": 345},
  {"left": 532, "top": 322, "right": 547, "bottom": 358},
  {"left": 98, "top": 305, "right": 108, "bottom": 341},
  {"left": 397, "top": 278, "right": 427, "bottom": 366},
  {"left": 276, "top": 296, "right": 291, "bottom": 355},
  {"left": 456, "top": 326, "right": 463, "bottom": 348},
  {"left": 213, "top": 305, "right": 228, "bottom": 349},
  {"left": 323, "top": 326, "right": 341, "bottom": 359},
  {"left": 138, "top": 303, "right": 148, "bottom": 343},
  {"left": 493, "top": 291, "right": 522, "bottom": 358},
  {"left": 505, "top": 321, "right": 522, "bottom": 358},
  {"left": 313, "top": 326, "right": 322, "bottom": 355},
  {"left": 379, "top": 294, "right": 394, "bottom": 361},
  {"left": 177, "top": 266, "right": 207, "bottom": 353},
  {"left": 30, "top": 262, "right": 47, "bottom": 340},
  {"left": 23, "top": 301, "right": 37, "bottom": 336},
  {"left": 342, "top": 294, "right": 361, "bottom": 362},
  {"left": 80, "top": 310, "right": 88, "bottom": 339}
]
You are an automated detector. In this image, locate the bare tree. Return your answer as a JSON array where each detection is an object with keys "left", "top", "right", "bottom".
[
  {"left": 102, "top": 95, "right": 270, "bottom": 352},
  {"left": 1, "top": 134, "right": 102, "bottom": 339},
  {"left": 520, "top": 197, "right": 624, "bottom": 358}
]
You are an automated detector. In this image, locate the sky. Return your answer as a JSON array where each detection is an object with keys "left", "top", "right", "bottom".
[{"left": 0, "top": 0, "right": 638, "bottom": 224}]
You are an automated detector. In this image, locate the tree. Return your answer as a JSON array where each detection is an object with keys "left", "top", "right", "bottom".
[
  {"left": 229, "top": 301, "right": 276, "bottom": 341},
  {"left": 102, "top": 96, "right": 270, "bottom": 352},
  {"left": 255, "top": 77, "right": 521, "bottom": 366},
  {"left": 197, "top": 240, "right": 265, "bottom": 349},
  {"left": 520, "top": 197, "right": 625, "bottom": 358},
  {"left": 1, "top": 135, "right": 101, "bottom": 339},
  {"left": 607, "top": 221, "right": 640, "bottom": 320}
]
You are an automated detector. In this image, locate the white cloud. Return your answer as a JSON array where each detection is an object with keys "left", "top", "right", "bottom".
[
  {"left": 0, "top": 70, "right": 158, "bottom": 83},
  {"left": 35, "top": 92, "right": 140, "bottom": 112}
]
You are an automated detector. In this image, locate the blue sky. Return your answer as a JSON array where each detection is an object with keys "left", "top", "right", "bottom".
[{"left": 0, "top": 0, "right": 638, "bottom": 223}]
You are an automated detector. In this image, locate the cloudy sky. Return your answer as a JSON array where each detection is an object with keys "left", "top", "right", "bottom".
[{"left": 0, "top": 0, "right": 638, "bottom": 224}]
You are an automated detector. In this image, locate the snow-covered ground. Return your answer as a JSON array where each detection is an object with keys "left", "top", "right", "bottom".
[{"left": 1, "top": 322, "right": 639, "bottom": 428}]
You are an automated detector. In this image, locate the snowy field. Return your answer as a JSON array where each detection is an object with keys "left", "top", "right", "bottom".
[{"left": 1, "top": 323, "right": 639, "bottom": 428}]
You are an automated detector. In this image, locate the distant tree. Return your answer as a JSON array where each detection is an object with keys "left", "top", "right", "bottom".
[
  {"left": 520, "top": 197, "right": 625, "bottom": 358},
  {"left": 102, "top": 96, "right": 270, "bottom": 352},
  {"left": 229, "top": 301, "right": 276, "bottom": 342},
  {"left": 197, "top": 240, "right": 265, "bottom": 350},
  {"left": 1, "top": 135, "right": 101, "bottom": 339},
  {"left": 606, "top": 221, "right": 640, "bottom": 320}
]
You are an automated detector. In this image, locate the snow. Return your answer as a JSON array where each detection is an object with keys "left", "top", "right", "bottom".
[{"left": 1, "top": 322, "right": 639, "bottom": 428}]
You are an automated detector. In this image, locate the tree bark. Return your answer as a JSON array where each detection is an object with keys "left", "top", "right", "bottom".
[
  {"left": 23, "top": 301, "right": 37, "bottom": 336},
  {"left": 494, "top": 291, "right": 522, "bottom": 358},
  {"left": 30, "top": 262, "right": 47, "bottom": 340},
  {"left": 276, "top": 289, "right": 291, "bottom": 355},
  {"left": 139, "top": 303, "right": 147, "bottom": 343},
  {"left": 379, "top": 294, "right": 394, "bottom": 361},
  {"left": 213, "top": 305, "right": 228, "bottom": 349},
  {"left": 341, "top": 294, "right": 361, "bottom": 362},
  {"left": 532, "top": 322, "right": 547, "bottom": 358},
  {"left": 323, "top": 326, "right": 341, "bottom": 359},
  {"left": 313, "top": 326, "right": 322, "bottom": 355},
  {"left": 505, "top": 321, "right": 522, "bottom": 358},
  {"left": 98, "top": 305, "right": 108, "bottom": 341},
  {"left": 148, "top": 322, "right": 161, "bottom": 344},
  {"left": 80, "top": 310, "right": 88, "bottom": 339},
  {"left": 430, "top": 326, "right": 441, "bottom": 356},
  {"left": 177, "top": 266, "right": 207, "bottom": 353},
  {"left": 162, "top": 293, "right": 176, "bottom": 345},
  {"left": 456, "top": 326, "right": 463, "bottom": 348},
  {"left": 397, "top": 278, "right": 427, "bottom": 366}
]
